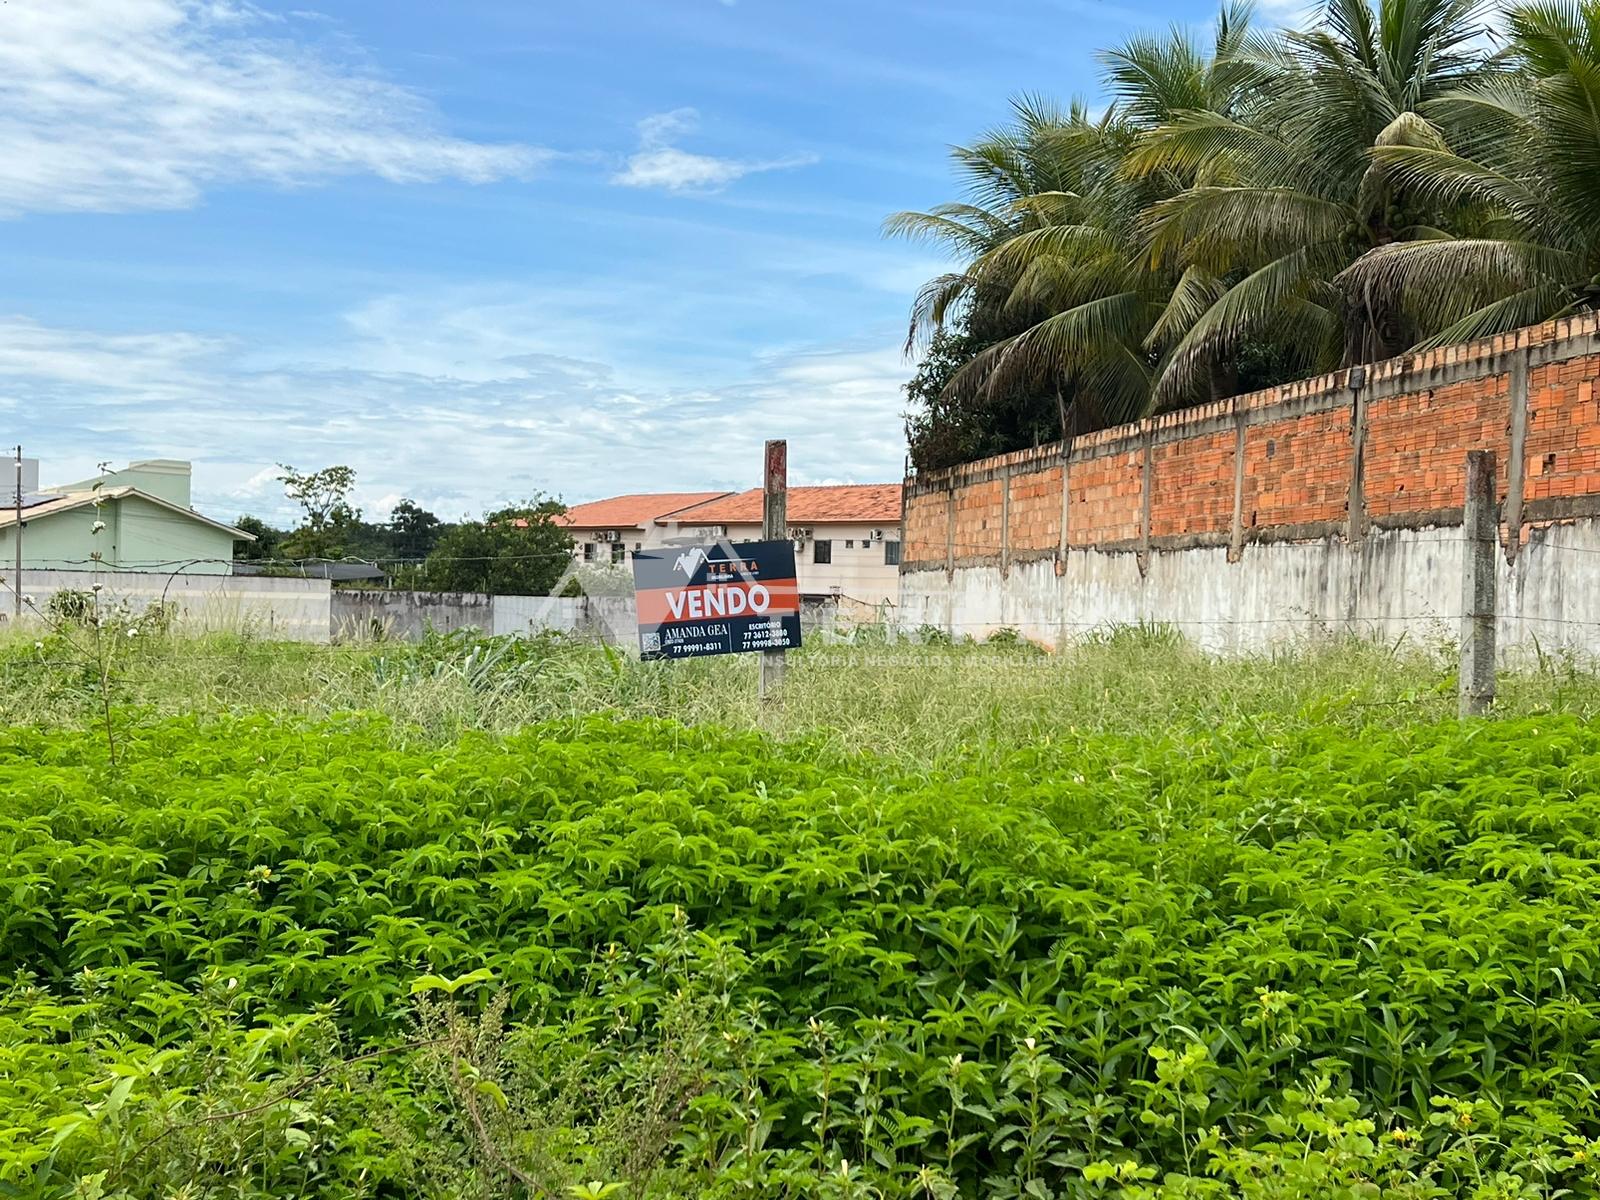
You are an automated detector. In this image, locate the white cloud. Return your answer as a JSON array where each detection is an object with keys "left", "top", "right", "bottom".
[
  {"left": 0, "top": 0, "right": 542, "bottom": 217},
  {"left": 0, "top": 309, "right": 908, "bottom": 526},
  {"left": 613, "top": 107, "right": 816, "bottom": 194}
]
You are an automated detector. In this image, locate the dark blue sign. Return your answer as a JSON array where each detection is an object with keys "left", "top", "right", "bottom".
[{"left": 632, "top": 540, "right": 803, "bottom": 660}]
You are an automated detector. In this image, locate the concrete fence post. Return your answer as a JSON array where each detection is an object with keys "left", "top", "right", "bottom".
[
  {"left": 1460, "top": 450, "right": 1497, "bottom": 717},
  {"left": 1503, "top": 349, "right": 1530, "bottom": 563}
]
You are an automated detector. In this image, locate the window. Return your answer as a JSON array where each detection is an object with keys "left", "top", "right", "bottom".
[
  {"left": 884, "top": 540, "right": 901, "bottom": 566},
  {"left": 633, "top": 542, "right": 641, "bottom": 551},
  {"left": 611, "top": 542, "right": 626, "bottom": 564},
  {"left": 583, "top": 542, "right": 596, "bottom": 562},
  {"left": 844, "top": 539, "right": 854, "bottom": 549},
  {"left": 813, "top": 539, "right": 832, "bottom": 564}
]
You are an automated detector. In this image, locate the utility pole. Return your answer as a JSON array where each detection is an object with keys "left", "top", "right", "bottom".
[
  {"left": 760, "top": 439, "right": 787, "bottom": 702},
  {"left": 1460, "top": 450, "right": 1497, "bottom": 718},
  {"left": 12, "top": 446, "right": 21, "bottom": 624}
]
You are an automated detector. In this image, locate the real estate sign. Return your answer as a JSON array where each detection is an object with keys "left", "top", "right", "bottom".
[{"left": 631, "top": 539, "right": 802, "bottom": 660}]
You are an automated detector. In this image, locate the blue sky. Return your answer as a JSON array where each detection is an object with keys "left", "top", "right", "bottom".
[{"left": 1, "top": 0, "right": 1236, "bottom": 526}]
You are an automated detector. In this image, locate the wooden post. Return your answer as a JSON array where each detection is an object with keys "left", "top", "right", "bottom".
[
  {"left": 760, "top": 439, "right": 787, "bottom": 702},
  {"left": 1460, "top": 450, "right": 1497, "bottom": 718}
]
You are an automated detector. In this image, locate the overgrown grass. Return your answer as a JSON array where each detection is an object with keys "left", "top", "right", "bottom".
[
  {"left": 13, "top": 707, "right": 1600, "bottom": 1197},
  {"left": 12, "top": 623, "right": 1600, "bottom": 1197},
  {"left": 8, "top": 623, "right": 1600, "bottom": 766}
]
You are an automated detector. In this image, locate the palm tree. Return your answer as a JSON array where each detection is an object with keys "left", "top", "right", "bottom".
[
  {"left": 1336, "top": 0, "right": 1600, "bottom": 345},
  {"left": 1133, "top": 0, "right": 1490, "bottom": 406},
  {"left": 888, "top": 6, "right": 1265, "bottom": 438},
  {"left": 883, "top": 95, "right": 1098, "bottom": 355}
]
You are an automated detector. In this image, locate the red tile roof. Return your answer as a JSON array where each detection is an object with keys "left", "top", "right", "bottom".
[
  {"left": 558, "top": 492, "right": 730, "bottom": 529},
  {"left": 661, "top": 484, "right": 902, "bottom": 526}
]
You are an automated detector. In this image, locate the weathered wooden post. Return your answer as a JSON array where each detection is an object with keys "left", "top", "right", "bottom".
[
  {"left": 1459, "top": 450, "right": 1497, "bottom": 718},
  {"left": 760, "top": 439, "right": 787, "bottom": 702}
]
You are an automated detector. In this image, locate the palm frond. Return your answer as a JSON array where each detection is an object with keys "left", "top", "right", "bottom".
[
  {"left": 1413, "top": 283, "right": 1573, "bottom": 347},
  {"left": 1152, "top": 247, "right": 1329, "bottom": 405},
  {"left": 1368, "top": 144, "right": 1546, "bottom": 225},
  {"left": 1336, "top": 237, "right": 1579, "bottom": 332},
  {"left": 1146, "top": 265, "right": 1228, "bottom": 350},
  {"left": 1127, "top": 111, "right": 1327, "bottom": 189},
  {"left": 1143, "top": 186, "right": 1352, "bottom": 272}
]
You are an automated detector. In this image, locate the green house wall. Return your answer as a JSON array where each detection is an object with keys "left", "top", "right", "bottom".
[{"left": 0, "top": 495, "right": 240, "bottom": 575}]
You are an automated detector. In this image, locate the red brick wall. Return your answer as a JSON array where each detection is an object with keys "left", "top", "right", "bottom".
[
  {"left": 1009, "top": 465, "right": 1062, "bottom": 554},
  {"left": 1240, "top": 407, "right": 1351, "bottom": 532},
  {"left": 1068, "top": 445, "right": 1143, "bottom": 547},
  {"left": 950, "top": 477, "right": 1004, "bottom": 560},
  {"left": 1526, "top": 359, "right": 1600, "bottom": 504},
  {"left": 1150, "top": 428, "right": 1233, "bottom": 539},
  {"left": 1365, "top": 374, "right": 1512, "bottom": 519},
  {"left": 902, "top": 315, "right": 1600, "bottom": 569}
]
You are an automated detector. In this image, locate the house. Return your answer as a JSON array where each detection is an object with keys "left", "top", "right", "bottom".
[
  {"left": 559, "top": 492, "right": 731, "bottom": 565},
  {"left": 658, "top": 484, "right": 904, "bottom": 606},
  {"left": 0, "top": 458, "right": 253, "bottom": 576}
]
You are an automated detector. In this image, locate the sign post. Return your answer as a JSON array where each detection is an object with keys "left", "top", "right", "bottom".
[{"left": 760, "top": 439, "right": 787, "bottom": 702}]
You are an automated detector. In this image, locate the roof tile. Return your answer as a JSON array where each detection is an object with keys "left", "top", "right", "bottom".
[
  {"left": 662, "top": 484, "right": 902, "bottom": 526},
  {"left": 558, "top": 492, "right": 730, "bottom": 529}
]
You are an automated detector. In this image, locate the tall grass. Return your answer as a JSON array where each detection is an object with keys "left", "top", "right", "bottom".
[{"left": 7, "top": 623, "right": 1600, "bottom": 767}]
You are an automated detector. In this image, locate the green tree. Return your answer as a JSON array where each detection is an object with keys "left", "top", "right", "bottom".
[
  {"left": 231, "top": 515, "right": 282, "bottom": 561},
  {"left": 1336, "top": 0, "right": 1600, "bottom": 345},
  {"left": 389, "top": 499, "right": 444, "bottom": 561},
  {"left": 423, "top": 498, "right": 572, "bottom": 596},
  {"left": 276, "top": 464, "right": 359, "bottom": 560}
]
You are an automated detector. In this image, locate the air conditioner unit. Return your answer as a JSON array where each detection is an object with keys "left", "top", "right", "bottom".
[
  {"left": 786, "top": 526, "right": 813, "bottom": 541},
  {"left": 870, "top": 528, "right": 886, "bottom": 541}
]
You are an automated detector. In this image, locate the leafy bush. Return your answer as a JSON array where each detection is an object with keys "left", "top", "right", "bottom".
[{"left": 8, "top": 712, "right": 1600, "bottom": 1195}]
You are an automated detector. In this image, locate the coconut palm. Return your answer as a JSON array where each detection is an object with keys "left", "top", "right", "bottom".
[
  {"left": 889, "top": 6, "right": 1266, "bottom": 438},
  {"left": 1133, "top": 0, "right": 1491, "bottom": 405},
  {"left": 1336, "top": 0, "right": 1600, "bottom": 345},
  {"left": 883, "top": 95, "right": 1102, "bottom": 354}
]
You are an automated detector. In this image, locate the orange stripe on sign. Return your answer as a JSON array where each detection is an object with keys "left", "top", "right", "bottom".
[{"left": 637, "top": 578, "right": 799, "bottom": 626}]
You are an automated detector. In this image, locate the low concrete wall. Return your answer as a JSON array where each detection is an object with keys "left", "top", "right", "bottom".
[
  {"left": 3, "top": 571, "right": 864, "bottom": 650},
  {"left": 899, "top": 518, "right": 1600, "bottom": 661},
  {"left": 331, "top": 589, "right": 493, "bottom": 641},
  {"left": 3, "top": 568, "right": 332, "bottom": 642},
  {"left": 491, "top": 594, "right": 636, "bottom": 641}
]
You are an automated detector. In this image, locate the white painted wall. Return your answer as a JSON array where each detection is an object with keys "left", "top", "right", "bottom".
[
  {"left": 4, "top": 569, "right": 331, "bottom": 642},
  {"left": 717, "top": 520, "right": 901, "bottom": 606},
  {"left": 569, "top": 521, "right": 684, "bottom": 566},
  {"left": 899, "top": 521, "right": 1600, "bottom": 663}
]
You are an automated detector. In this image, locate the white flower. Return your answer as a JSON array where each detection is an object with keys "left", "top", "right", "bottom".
[
  {"left": 126, "top": 627, "right": 139, "bottom": 638},
  {"left": 33, "top": 641, "right": 43, "bottom": 650},
  {"left": 90, "top": 521, "right": 106, "bottom": 534},
  {"left": 90, "top": 583, "right": 103, "bottom": 593}
]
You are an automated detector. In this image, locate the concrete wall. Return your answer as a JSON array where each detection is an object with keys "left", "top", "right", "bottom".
[
  {"left": 3, "top": 571, "right": 862, "bottom": 649},
  {"left": 490, "top": 594, "right": 636, "bottom": 641},
  {"left": 331, "top": 589, "right": 493, "bottom": 641},
  {"left": 901, "top": 314, "right": 1600, "bottom": 658},
  {"left": 3, "top": 568, "right": 331, "bottom": 641}
]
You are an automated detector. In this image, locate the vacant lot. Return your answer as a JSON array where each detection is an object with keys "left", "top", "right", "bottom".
[{"left": 6, "top": 629, "right": 1600, "bottom": 1199}]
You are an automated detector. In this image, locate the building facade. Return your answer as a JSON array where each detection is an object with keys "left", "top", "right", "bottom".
[
  {"left": 559, "top": 492, "right": 731, "bottom": 565},
  {"left": 0, "top": 459, "right": 251, "bottom": 576},
  {"left": 656, "top": 484, "right": 903, "bottom": 607}
]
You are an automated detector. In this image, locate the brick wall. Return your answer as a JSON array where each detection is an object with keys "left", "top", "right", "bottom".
[{"left": 902, "top": 314, "right": 1600, "bottom": 571}]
